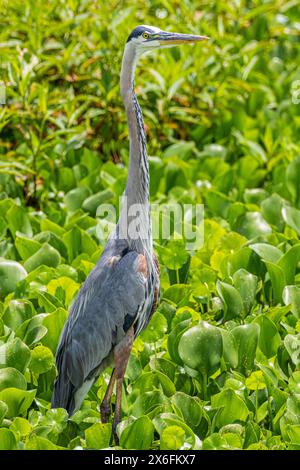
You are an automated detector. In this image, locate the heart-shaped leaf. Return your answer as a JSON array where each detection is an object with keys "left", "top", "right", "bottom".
[
  {"left": 178, "top": 322, "right": 223, "bottom": 377},
  {"left": 283, "top": 285, "right": 300, "bottom": 319},
  {"left": 231, "top": 323, "right": 260, "bottom": 375},
  {"left": 119, "top": 416, "right": 154, "bottom": 450}
]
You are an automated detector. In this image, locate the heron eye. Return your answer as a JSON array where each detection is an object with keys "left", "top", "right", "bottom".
[{"left": 142, "top": 32, "right": 149, "bottom": 39}]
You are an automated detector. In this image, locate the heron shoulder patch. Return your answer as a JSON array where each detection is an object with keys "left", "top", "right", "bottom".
[{"left": 136, "top": 253, "right": 148, "bottom": 278}]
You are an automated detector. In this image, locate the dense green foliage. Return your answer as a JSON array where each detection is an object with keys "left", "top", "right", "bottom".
[{"left": 0, "top": 0, "right": 300, "bottom": 450}]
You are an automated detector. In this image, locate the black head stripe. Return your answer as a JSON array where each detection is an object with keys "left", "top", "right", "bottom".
[
  {"left": 127, "top": 26, "right": 147, "bottom": 43},
  {"left": 126, "top": 25, "right": 158, "bottom": 43}
]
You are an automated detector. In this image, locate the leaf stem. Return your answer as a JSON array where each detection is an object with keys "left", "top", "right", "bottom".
[
  {"left": 202, "top": 371, "right": 208, "bottom": 401},
  {"left": 255, "top": 388, "right": 258, "bottom": 422},
  {"left": 267, "top": 395, "right": 273, "bottom": 432}
]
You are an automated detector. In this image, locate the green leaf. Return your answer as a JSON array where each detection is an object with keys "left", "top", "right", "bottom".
[
  {"left": 15, "top": 234, "right": 41, "bottom": 260},
  {"left": 0, "top": 338, "right": 31, "bottom": 373},
  {"left": 82, "top": 189, "right": 114, "bottom": 215},
  {"left": 245, "top": 371, "right": 266, "bottom": 390},
  {"left": 42, "top": 308, "right": 68, "bottom": 353},
  {"left": 163, "top": 141, "right": 195, "bottom": 159},
  {"left": 282, "top": 205, "right": 300, "bottom": 236},
  {"left": 62, "top": 226, "right": 81, "bottom": 262},
  {"left": 286, "top": 157, "right": 300, "bottom": 208},
  {"left": 119, "top": 416, "right": 154, "bottom": 450},
  {"left": 202, "top": 433, "right": 234, "bottom": 450},
  {"left": 82, "top": 148, "right": 101, "bottom": 172},
  {"left": 167, "top": 319, "right": 191, "bottom": 366},
  {"left": 25, "top": 434, "right": 59, "bottom": 450},
  {"left": 37, "top": 291, "right": 63, "bottom": 312},
  {"left": 2, "top": 299, "right": 34, "bottom": 330},
  {"left": 236, "top": 212, "right": 272, "bottom": 239},
  {"left": 284, "top": 334, "right": 300, "bottom": 366},
  {"left": 261, "top": 193, "right": 284, "bottom": 229},
  {"left": 254, "top": 315, "right": 281, "bottom": 358},
  {"left": 287, "top": 425, "right": 300, "bottom": 445},
  {"left": 25, "top": 265, "right": 57, "bottom": 285},
  {"left": 24, "top": 243, "right": 61, "bottom": 272},
  {"left": 244, "top": 188, "right": 268, "bottom": 205},
  {"left": 171, "top": 392, "right": 202, "bottom": 428},
  {"left": 247, "top": 442, "right": 269, "bottom": 450},
  {"left": 160, "top": 240, "right": 189, "bottom": 270},
  {"left": 264, "top": 261, "right": 286, "bottom": 305},
  {"left": 0, "top": 400, "right": 8, "bottom": 424},
  {"left": 149, "top": 357, "right": 176, "bottom": 382},
  {"left": 160, "top": 425, "right": 185, "bottom": 450},
  {"left": 140, "top": 312, "right": 168, "bottom": 343},
  {"left": 153, "top": 412, "right": 198, "bottom": 449},
  {"left": 257, "top": 401, "right": 268, "bottom": 423},
  {"left": 163, "top": 284, "right": 191, "bottom": 306},
  {"left": 132, "top": 371, "right": 176, "bottom": 398},
  {"left": 29, "top": 345, "right": 54, "bottom": 375},
  {"left": 126, "top": 354, "right": 142, "bottom": 381},
  {"left": 16, "top": 315, "right": 48, "bottom": 347},
  {"left": 244, "top": 421, "right": 261, "bottom": 448},
  {"left": 85, "top": 422, "right": 111, "bottom": 449},
  {"left": 283, "top": 285, "right": 300, "bottom": 319},
  {"left": 211, "top": 389, "right": 249, "bottom": 427},
  {"left": 205, "top": 190, "right": 232, "bottom": 218},
  {"left": 10, "top": 417, "right": 32, "bottom": 437},
  {"left": 47, "top": 276, "right": 79, "bottom": 307},
  {"left": 7, "top": 204, "right": 32, "bottom": 238},
  {"left": 81, "top": 230, "right": 98, "bottom": 256},
  {"left": 221, "top": 329, "right": 239, "bottom": 369},
  {"left": 216, "top": 281, "right": 244, "bottom": 319},
  {"left": 280, "top": 395, "right": 300, "bottom": 441},
  {"left": 278, "top": 244, "right": 300, "bottom": 285},
  {"left": 40, "top": 219, "right": 65, "bottom": 237},
  {"left": 64, "top": 186, "right": 91, "bottom": 212},
  {"left": 34, "top": 231, "right": 68, "bottom": 259},
  {"left": 58, "top": 167, "right": 76, "bottom": 192},
  {"left": 231, "top": 323, "right": 259, "bottom": 375},
  {"left": 37, "top": 408, "right": 68, "bottom": 438},
  {"left": 222, "top": 432, "right": 243, "bottom": 449},
  {"left": 178, "top": 321, "right": 223, "bottom": 376},
  {"left": 250, "top": 243, "right": 282, "bottom": 263},
  {"left": 0, "top": 367, "right": 27, "bottom": 391},
  {"left": 220, "top": 247, "right": 252, "bottom": 278},
  {"left": 0, "top": 260, "right": 27, "bottom": 298},
  {"left": 0, "top": 217, "right": 7, "bottom": 240},
  {"left": 132, "top": 390, "right": 170, "bottom": 417},
  {"left": 288, "top": 372, "right": 300, "bottom": 395},
  {"left": 0, "top": 428, "right": 17, "bottom": 450},
  {"left": 0, "top": 388, "right": 36, "bottom": 418},
  {"left": 232, "top": 269, "right": 258, "bottom": 314}
]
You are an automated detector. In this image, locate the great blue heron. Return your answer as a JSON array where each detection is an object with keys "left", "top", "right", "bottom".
[{"left": 51, "top": 25, "right": 208, "bottom": 443}]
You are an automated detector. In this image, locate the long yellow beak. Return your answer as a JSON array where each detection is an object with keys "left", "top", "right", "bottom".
[{"left": 158, "top": 32, "right": 209, "bottom": 46}]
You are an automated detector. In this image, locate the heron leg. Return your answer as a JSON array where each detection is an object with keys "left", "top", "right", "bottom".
[
  {"left": 112, "top": 376, "right": 123, "bottom": 445},
  {"left": 112, "top": 326, "right": 134, "bottom": 445},
  {"left": 100, "top": 368, "right": 116, "bottom": 423}
]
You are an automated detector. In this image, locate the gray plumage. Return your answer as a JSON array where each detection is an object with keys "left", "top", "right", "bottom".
[
  {"left": 52, "top": 237, "right": 157, "bottom": 414},
  {"left": 51, "top": 24, "right": 207, "bottom": 421}
]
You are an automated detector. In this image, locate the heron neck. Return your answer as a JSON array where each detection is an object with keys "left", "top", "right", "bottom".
[
  {"left": 120, "top": 46, "right": 150, "bottom": 205},
  {"left": 118, "top": 44, "right": 152, "bottom": 255}
]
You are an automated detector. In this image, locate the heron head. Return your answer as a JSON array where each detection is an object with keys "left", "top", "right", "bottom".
[{"left": 126, "top": 25, "right": 209, "bottom": 56}]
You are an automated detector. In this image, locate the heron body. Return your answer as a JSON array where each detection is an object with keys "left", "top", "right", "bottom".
[{"left": 52, "top": 25, "right": 207, "bottom": 442}]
